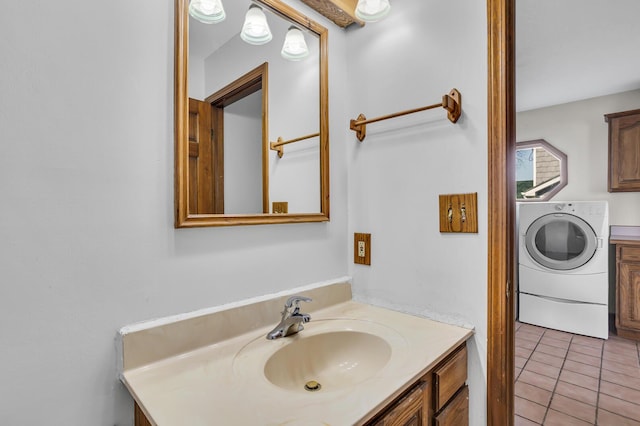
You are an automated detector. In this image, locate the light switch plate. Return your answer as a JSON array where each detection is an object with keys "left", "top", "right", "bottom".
[
  {"left": 354, "top": 233, "right": 371, "bottom": 265},
  {"left": 439, "top": 193, "right": 478, "bottom": 233}
]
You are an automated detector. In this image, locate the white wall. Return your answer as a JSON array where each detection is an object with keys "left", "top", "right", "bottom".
[
  {"left": 0, "top": 0, "right": 348, "bottom": 424},
  {"left": 224, "top": 90, "right": 263, "bottom": 213},
  {"left": 517, "top": 89, "right": 640, "bottom": 225},
  {"left": 345, "top": 1, "right": 488, "bottom": 424}
]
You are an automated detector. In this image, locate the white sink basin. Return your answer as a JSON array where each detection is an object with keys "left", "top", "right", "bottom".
[
  {"left": 264, "top": 330, "right": 391, "bottom": 391},
  {"left": 233, "top": 319, "right": 407, "bottom": 393}
]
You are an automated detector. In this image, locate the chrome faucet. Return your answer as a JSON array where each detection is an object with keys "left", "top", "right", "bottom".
[{"left": 266, "top": 295, "right": 312, "bottom": 340}]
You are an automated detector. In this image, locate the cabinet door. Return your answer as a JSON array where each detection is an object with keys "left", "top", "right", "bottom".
[
  {"left": 134, "top": 402, "right": 153, "bottom": 426},
  {"left": 608, "top": 112, "right": 640, "bottom": 192},
  {"left": 434, "top": 385, "right": 469, "bottom": 426},
  {"left": 371, "top": 382, "right": 429, "bottom": 426},
  {"left": 618, "top": 261, "right": 640, "bottom": 331}
]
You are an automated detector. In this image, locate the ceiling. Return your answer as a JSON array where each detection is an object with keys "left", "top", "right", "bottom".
[
  {"left": 190, "top": 0, "right": 640, "bottom": 112},
  {"left": 516, "top": 0, "right": 640, "bottom": 111}
]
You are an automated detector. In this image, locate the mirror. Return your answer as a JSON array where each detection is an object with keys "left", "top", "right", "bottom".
[
  {"left": 175, "top": 0, "right": 329, "bottom": 227},
  {"left": 516, "top": 139, "right": 567, "bottom": 201}
]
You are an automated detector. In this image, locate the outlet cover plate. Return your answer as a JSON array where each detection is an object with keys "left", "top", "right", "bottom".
[{"left": 354, "top": 233, "right": 371, "bottom": 265}]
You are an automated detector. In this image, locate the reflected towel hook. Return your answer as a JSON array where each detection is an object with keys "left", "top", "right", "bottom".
[
  {"left": 349, "top": 88, "right": 462, "bottom": 142},
  {"left": 269, "top": 132, "right": 320, "bottom": 158}
]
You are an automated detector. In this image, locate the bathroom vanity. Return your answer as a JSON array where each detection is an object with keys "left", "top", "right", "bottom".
[{"left": 118, "top": 281, "right": 473, "bottom": 425}]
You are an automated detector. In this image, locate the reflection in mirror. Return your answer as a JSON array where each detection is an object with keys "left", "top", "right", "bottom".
[
  {"left": 516, "top": 139, "right": 567, "bottom": 201},
  {"left": 175, "top": 0, "right": 329, "bottom": 227}
]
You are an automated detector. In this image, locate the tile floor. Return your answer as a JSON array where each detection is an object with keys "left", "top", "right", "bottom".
[{"left": 515, "top": 321, "right": 640, "bottom": 425}]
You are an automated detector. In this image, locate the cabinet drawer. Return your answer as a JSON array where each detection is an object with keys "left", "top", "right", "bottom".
[
  {"left": 434, "top": 344, "right": 467, "bottom": 411},
  {"left": 619, "top": 245, "right": 640, "bottom": 263},
  {"left": 370, "top": 381, "right": 427, "bottom": 426},
  {"left": 434, "top": 385, "right": 469, "bottom": 426}
]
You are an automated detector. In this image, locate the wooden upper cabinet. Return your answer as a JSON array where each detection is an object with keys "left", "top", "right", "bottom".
[{"left": 605, "top": 108, "right": 640, "bottom": 192}]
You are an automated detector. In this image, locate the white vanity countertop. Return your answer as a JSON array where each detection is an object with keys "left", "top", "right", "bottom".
[{"left": 119, "top": 282, "right": 473, "bottom": 425}]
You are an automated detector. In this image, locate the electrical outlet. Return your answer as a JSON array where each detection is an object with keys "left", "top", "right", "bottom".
[
  {"left": 354, "top": 233, "right": 371, "bottom": 265},
  {"left": 358, "top": 241, "right": 366, "bottom": 257},
  {"left": 272, "top": 201, "right": 288, "bottom": 214}
]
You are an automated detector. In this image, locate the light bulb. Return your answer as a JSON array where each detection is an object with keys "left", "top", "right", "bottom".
[
  {"left": 355, "top": 0, "right": 391, "bottom": 22},
  {"left": 241, "top": 5, "right": 272, "bottom": 45},
  {"left": 188, "top": 0, "right": 226, "bottom": 24},
  {"left": 281, "top": 27, "right": 309, "bottom": 61}
]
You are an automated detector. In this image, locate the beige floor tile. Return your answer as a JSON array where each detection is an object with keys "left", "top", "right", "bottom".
[
  {"left": 515, "top": 381, "right": 552, "bottom": 407},
  {"left": 603, "top": 349, "right": 639, "bottom": 365},
  {"left": 515, "top": 355, "right": 528, "bottom": 369},
  {"left": 598, "top": 393, "right": 640, "bottom": 422},
  {"left": 518, "top": 330, "right": 543, "bottom": 344},
  {"left": 517, "top": 346, "right": 534, "bottom": 359},
  {"left": 569, "top": 342, "right": 602, "bottom": 358},
  {"left": 554, "top": 380, "right": 597, "bottom": 406},
  {"left": 602, "top": 358, "right": 640, "bottom": 378},
  {"left": 543, "top": 329, "right": 573, "bottom": 342},
  {"left": 562, "top": 359, "right": 600, "bottom": 378},
  {"left": 514, "top": 415, "right": 540, "bottom": 426},
  {"left": 543, "top": 409, "right": 592, "bottom": 425},
  {"left": 549, "top": 394, "right": 595, "bottom": 423},
  {"left": 515, "top": 396, "right": 546, "bottom": 424},
  {"left": 602, "top": 369, "right": 640, "bottom": 391},
  {"left": 566, "top": 350, "right": 601, "bottom": 367},
  {"left": 540, "top": 335, "right": 571, "bottom": 349},
  {"left": 518, "top": 370, "right": 558, "bottom": 392},
  {"left": 530, "top": 351, "right": 564, "bottom": 368},
  {"left": 600, "top": 380, "right": 640, "bottom": 404},
  {"left": 524, "top": 359, "right": 561, "bottom": 379},
  {"left": 571, "top": 334, "right": 604, "bottom": 348},
  {"left": 536, "top": 343, "right": 568, "bottom": 358},
  {"left": 559, "top": 369, "right": 599, "bottom": 391},
  {"left": 597, "top": 409, "right": 640, "bottom": 426}
]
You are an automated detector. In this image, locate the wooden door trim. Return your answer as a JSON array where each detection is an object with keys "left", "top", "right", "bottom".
[{"left": 487, "top": 0, "right": 515, "bottom": 424}]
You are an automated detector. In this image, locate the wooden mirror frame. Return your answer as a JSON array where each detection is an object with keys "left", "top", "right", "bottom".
[{"left": 175, "top": 0, "right": 329, "bottom": 227}]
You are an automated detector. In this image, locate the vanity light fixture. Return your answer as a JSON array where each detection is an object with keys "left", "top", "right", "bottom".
[
  {"left": 188, "top": 0, "right": 226, "bottom": 24},
  {"left": 241, "top": 4, "right": 273, "bottom": 45},
  {"left": 281, "top": 26, "right": 309, "bottom": 61},
  {"left": 355, "top": 0, "right": 391, "bottom": 22}
]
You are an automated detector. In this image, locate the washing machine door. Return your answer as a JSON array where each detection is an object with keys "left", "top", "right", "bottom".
[{"left": 525, "top": 213, "right": 598, "bottom": 270}]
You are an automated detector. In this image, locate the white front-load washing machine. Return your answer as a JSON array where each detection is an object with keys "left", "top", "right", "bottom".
[{"left": 518, "top": 201, "right": 609, "bottom": 339}]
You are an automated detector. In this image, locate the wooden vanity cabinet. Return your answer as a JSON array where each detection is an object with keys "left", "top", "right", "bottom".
[
  {"left": 614, "top": 243, "right": 640, "bottom": 340},
  {"left": 369, "top": 381, "right": 430, "bottom": 426},
  {"left": 134, "top": 402, "right": 152, "bottom": 426},
  {"left": 367, "top": 343, "right": 468, "bottom": 426},
  {"left": 605, "top": 109, "right": 640, "bottom": 192}
]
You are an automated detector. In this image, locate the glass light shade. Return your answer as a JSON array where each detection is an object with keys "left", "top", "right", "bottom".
[
  {"left": 355, "top": 0, "right": 391, "bottom": 22},
  {"left": 188, "top": 0, "right": 226, "bottom": 24},
  {"left": 241, "top": 5, "right": 272, "bottom": 45},
  {"left": 281, "top": 27, "right": 309, "bottom": 61}
]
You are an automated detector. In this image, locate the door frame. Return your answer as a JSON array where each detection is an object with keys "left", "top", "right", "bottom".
[{"left": 487, "top": 0, "right": 515, "bottom": 424}]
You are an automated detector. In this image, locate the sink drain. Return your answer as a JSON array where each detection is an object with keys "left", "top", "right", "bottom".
[{"left": 304, "top": 380, "right": 322, "bottom": 392}]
